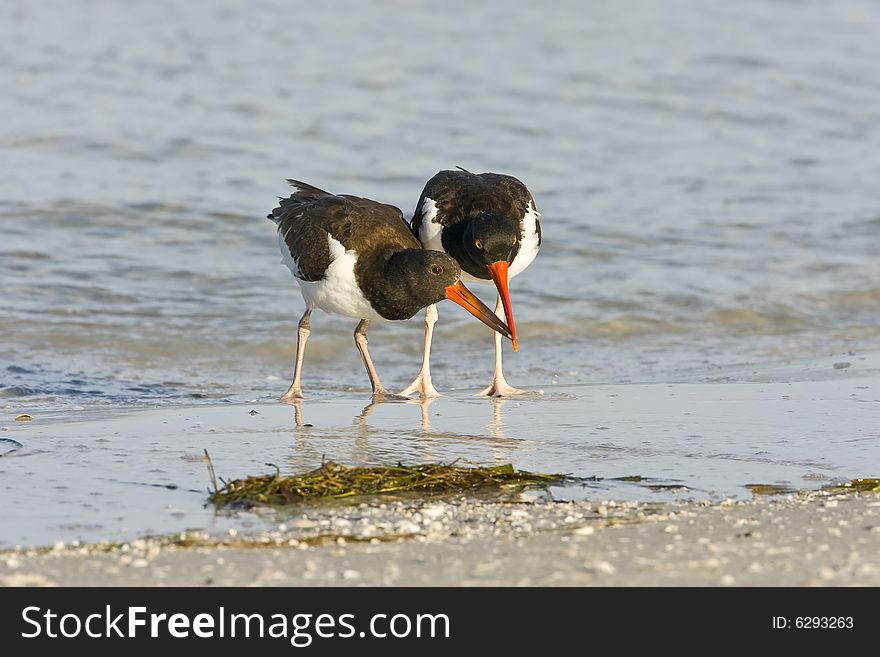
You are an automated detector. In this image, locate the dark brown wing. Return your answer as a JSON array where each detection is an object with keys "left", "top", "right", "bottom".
[
  {"left": 270, "top": 181, "right": 417, "bottom": 282},
  {"left": 269, "top": 183, "right": 334, "bottom": 281},
  {"left": 411, "top": 169, "right": 537, "bottom": 235},
  {"left": 332, "top": 195, "right": 419, "bottom": 253}
]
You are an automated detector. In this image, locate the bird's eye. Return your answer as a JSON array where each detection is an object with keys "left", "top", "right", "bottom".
[
  {"left": 475, "top": 239, "right": 484, "bottom": 250},
  {"left": 430, "top": 264, "right": 444, "bottom": 275}
]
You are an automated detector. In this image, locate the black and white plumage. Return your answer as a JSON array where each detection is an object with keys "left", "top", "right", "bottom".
[
  {"left": 268, "top": 179, "right": 513, "bottom": 401},
  {"left": 401, "top": 169, "right": 542, "bottom": 398}
]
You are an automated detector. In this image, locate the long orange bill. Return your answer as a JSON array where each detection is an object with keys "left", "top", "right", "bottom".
[
  {"left": 445, "top": 281, "right": 513, "bottom": 341},
  {"left": 486, "top": 260, "right": 518, "bottom": 351}
]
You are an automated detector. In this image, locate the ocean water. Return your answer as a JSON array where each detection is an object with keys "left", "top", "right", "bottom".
[{"left": 1, "top": 0, "right": 879, "bottom": 545}]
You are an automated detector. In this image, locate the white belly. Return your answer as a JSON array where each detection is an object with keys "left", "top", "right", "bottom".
[{"left": 281, "top": 231, "right": 384, "bottom": 321}]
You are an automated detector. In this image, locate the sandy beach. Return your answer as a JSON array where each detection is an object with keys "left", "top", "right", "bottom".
[
  {"left": 3, "top": 353, "right": 879, "bottom": 586},
  {"left": 3, "top": 492, "right": 878, "bottom": 587}
]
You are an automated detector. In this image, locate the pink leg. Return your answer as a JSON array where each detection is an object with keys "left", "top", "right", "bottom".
[
  {"left": 281, "top": 307, "right": 312, "bottom": 402},
  {"left": 476, "top": 296, "right": 527, "bottom": 397},
  {"left": 354, "top": 319, "right": 393, "bottom": 398},
  {"left": 399, "top": 304, "right": 441, "bottom": 398}
]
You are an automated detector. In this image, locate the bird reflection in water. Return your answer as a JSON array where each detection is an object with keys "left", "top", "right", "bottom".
[
  {"left": 357, "top": 395, "right": 434, "bottom": 431},
  {"left": 488, "top": 397, "right": 506, "bottom": 440},
  {"left": 285, "top": 394, "right": 519, "bottom": 470},
  {"left": 289, "top": 398, "right": 309, "bottom": 429}
]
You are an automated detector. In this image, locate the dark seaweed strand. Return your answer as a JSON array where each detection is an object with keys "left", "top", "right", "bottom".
[{"left": 210, "top": 462, "right": 568, "bottom": 507}]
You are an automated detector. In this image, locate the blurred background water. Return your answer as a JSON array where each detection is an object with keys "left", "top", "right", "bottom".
[{"left": 2, "top": 0, "right": 879, "bottom": 409}]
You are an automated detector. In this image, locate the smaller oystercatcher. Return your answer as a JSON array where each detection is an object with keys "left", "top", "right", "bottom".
[
  {"left": 401, "top": 168, "right": 541, "bottom": 397},
  {"left": 268, "top": 180, "right": 513, "bottom": 401}
]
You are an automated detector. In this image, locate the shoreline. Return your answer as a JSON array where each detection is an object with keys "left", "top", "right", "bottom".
[
  {"left": 3, "top": 489, "right": 878, "bottom": 586},
  {"left": 4, "top": 358, "right": 879, "bottom": 586},
  {"left": 5, "top": 372, "right": 879, "bottom": 547}
]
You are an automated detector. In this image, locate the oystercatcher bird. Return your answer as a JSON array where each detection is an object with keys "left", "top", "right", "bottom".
[
  {"left": 268, "top": 180, "right": 513, "bottom": 401},
  {"left": 400, "top": 168, "right": 541, "bottom": 397}
]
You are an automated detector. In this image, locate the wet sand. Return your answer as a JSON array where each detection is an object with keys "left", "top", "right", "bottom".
[
  {"left": 3, "top": 354, "right": 879, "bottom": 549},
  {"left": 2, "top": 353, "right": 879, "bottom": 586},
  {"left": 2, "top": 492, "right": 878, "bottom": 586}
]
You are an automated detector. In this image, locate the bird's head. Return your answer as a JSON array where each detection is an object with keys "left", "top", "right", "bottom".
[
  {"left": 460, "top": 213, "right": 520, "bottom": 272},
  {"left": 453, "top": 213, "right": 521, "bottom": 350},
  {"left": 381, "top": 249, "right": 513, "bottom": 342}
]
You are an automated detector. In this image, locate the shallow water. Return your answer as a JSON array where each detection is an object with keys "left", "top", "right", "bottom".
[
  {"left": 3, "top": 363, "right": 878, "bottom": 548},
  {"left": 1, "top": 1, "right": 880, "bottom": 546}
]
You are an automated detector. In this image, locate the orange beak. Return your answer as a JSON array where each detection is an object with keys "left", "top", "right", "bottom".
[
  {"left": 445, "top": 281, "right": 513, "bottom": 341},
  {"left": 486, "top": 261, "right": 518, "bottom": 351}
]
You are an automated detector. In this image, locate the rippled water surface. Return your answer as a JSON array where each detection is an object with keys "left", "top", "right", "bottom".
[{"left": 1, "top": 1, "right": 879, "bottom": 545}]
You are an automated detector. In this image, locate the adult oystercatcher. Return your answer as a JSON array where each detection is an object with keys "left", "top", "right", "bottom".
[
  {"left": 400, "top": 168, "right": 541, "bottom": 397},
  {"left": 268, "top": 180, "right": 513, "bottom": 401}
]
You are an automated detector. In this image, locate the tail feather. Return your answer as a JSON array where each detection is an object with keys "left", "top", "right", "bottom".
[
  {"left": 286, "top": 179, "right": 333, "bottom": 198},
  {"left": 267, "top": 179, "right": 334, "bottom": 224}
]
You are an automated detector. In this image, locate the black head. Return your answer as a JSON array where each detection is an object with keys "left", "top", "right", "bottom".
[
  {"left": 442, "top": 212, "right": 522, "bottom": 350},
  {"left": 371, "top": 249, "right": 513, "bottom": 341},
  {"left": 448, "top": 212, "right": 520, "bottom": 280},
  {"left": 399, "top": 249, "right": 462, "bottom": 304},
  {"left": 375, "top": 250, "right": 462, "bottom": 320}
]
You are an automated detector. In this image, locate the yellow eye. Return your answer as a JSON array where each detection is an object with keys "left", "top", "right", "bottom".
[
  {"left": 430, "top": 264, "right": 444, "bottom": 275},
  {"left": 475, "top": 239, "right": 484, "bottom": 250}
]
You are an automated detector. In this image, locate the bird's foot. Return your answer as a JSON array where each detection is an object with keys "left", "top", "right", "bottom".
[
  {"left": 280, "top": 386, "right": 306, "bottom": 403},
  {"left": 371, "top": 388, "right": 412, "bottom": 402},
  {"left": 398, "top": 374, "right": 441, "bottom": 399},
  {"left": 475, "top": 379, "right": 528, "bottom": 398}
]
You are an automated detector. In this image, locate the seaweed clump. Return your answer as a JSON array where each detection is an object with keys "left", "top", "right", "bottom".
[
  {"left": 208, "top": 457, "right": 567, "bottom": 508},
  {"left": 823, "top": 478, "right": 880, "bottom": 494},
  {"left": 745, "top": 478, "right": 880, "bottom": 497},
  {"left": 745, "top": 483, "right": 798, "bottom": 496}
]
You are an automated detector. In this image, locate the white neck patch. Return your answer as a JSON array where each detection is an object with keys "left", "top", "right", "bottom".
[
  {"left": 509, "top": 201, "right": 540, "bottom": 279},
  {"left": 415, "top": 197, "right": 444, "bottom": 251}
]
